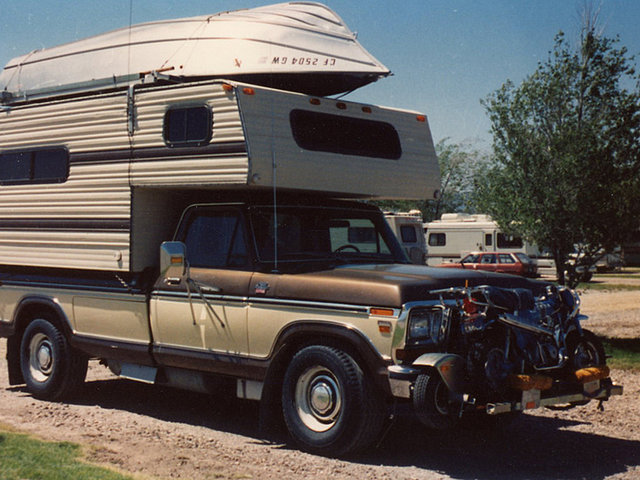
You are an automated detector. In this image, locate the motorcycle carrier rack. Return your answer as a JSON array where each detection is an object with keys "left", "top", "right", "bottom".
[{"left": 485, "top": 377, "right": 623, "bottom": 415}]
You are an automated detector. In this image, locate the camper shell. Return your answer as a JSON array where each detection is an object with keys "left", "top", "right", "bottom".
[{"left": 0, "top": 79, "right": 438, "bottom": 273}]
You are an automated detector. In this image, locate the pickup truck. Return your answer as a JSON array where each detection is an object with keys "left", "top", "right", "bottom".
[{"left": 0, "top": 192, "right": 621, "bottom": 456}]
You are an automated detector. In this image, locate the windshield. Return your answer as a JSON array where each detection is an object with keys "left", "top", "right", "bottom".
[{"left": 249, "top": 205, "right": 408, "bottom": 269}]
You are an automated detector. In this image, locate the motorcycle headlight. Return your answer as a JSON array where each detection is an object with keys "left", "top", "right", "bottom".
[{"left": 407, "top": 307, "right": 448, "bottom": 345}]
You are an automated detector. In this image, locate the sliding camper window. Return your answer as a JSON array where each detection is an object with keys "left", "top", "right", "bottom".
[
  {"left": 0, "top": 148, "right": 68, "bottom": 185},
  {"left": 289, "top": 109, "right": 402, "bottom": 160},
  {"left": 164, "top": 106, "right": 212, "bottom": 147}
]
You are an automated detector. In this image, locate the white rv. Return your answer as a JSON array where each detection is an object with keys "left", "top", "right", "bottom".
[
  {"left": 384, "top": 210, "right": 427, "bottom": 264},
  {"left": 424, "top": 213, "right": 542, "bottom": 266}
]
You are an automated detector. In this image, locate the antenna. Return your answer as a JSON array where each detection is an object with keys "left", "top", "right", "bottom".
[{"left": 271, "top": 93, "right": 279, "bottom": 273}]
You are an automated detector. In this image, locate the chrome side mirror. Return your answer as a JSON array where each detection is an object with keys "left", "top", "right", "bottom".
[{"left": 160, "top": 241, "right": 187, "bottom": 284}]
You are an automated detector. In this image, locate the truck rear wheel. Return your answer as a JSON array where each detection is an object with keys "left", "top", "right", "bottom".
[
  {"left": 281, "top": 345, "right": 384, "bottom": 457},
  {"left": 413, "top": 373, "right": 460, "bottom": 430},
  {"left": 20, "top": 318, "right": 88, "bottom": 401}
]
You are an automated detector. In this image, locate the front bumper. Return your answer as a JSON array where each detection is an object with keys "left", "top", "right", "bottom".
[{"left": 387, "top": 364, "right": 624, "bottom": 413}]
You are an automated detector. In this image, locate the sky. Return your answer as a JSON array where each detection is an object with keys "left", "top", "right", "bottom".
[{"left": 1, "top": 0, "right": 639, "bottom": 148}]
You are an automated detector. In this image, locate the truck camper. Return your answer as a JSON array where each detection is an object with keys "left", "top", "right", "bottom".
[{"left": 0, "top": 2, "right": 620, "bottom": 458}]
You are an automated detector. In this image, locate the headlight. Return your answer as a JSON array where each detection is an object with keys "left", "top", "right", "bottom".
[{"left": 407, "top": 307, "right": 448, "bottom": 345}]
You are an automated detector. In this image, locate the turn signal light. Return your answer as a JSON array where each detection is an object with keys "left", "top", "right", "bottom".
[
  {"left": 371, "top": 308, "right": 394, "bottom": 316},
  {"left": 222, "top": 83, "right": 233, "bottom": 92},
  {"left": 242, "top": 87, "right": 255, "bottom": 95},
  {"left": 377, "top": 321, "right": 392, "bottom": 334},
  {"left": 416, "top": 115, "right": 426, "bottom": 122}
]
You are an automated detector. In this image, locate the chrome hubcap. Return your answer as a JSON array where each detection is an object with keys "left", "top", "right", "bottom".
[
  {"left": 295, "top": 366, "right": 342, "bottom": 432},
  {"left": 310, "top": 380, "right": 334, "bottom": 415},
  {"left": 28, "top": 333, "right": 54, "bottom": 383}
]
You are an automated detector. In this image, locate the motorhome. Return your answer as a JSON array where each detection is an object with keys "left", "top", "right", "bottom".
[
  {"left": 424, "top": 213, "right": 542, "bottom": 264},
  {"left": 0, "top": 1, "right": 619, "bottom": 458}
]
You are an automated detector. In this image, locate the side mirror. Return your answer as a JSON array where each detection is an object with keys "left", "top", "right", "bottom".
[{"left": 160, "top": 241, "right": 187, "bottom": 284}]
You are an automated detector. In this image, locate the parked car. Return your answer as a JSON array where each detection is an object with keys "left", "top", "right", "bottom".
[{"left": 437, "top": 251, "right": 538, "bottom": 277}]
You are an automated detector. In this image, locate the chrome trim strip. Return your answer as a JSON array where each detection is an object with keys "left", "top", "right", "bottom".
[
  {"left": 152, "top": 289, "right": 372, "bottom": 314},
  {"left": 1, "top": 280, "right": 144, "bottom": 295}
]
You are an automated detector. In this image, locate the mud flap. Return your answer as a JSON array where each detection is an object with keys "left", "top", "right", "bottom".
[
  {"left": 412, "top": 353, "right": 466, "bottom": 394},
  {"left": 6, "top": 335, "right": 24, "bottom": 385}
]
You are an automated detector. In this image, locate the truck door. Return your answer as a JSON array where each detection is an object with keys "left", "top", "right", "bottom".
[{"left": 150, "top": 206, "right": 252, "bottom": 361}]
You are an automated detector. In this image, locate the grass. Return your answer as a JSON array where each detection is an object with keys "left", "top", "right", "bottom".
[
  {"left": 0, "top": 427, "right": 134, "bottom": 480},
  {"left": 602, "top": 338, "right": 640, "bottom": 371},
  {"left": 576, "top": 282, "right": 640, "bottom": 292},
  {"left": 595, "top": 272, "right": 640, "bottom": 279}
]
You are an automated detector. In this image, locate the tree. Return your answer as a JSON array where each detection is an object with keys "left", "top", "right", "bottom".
[
  {"left": 479, "top": 22, "right": 640, "bottom": 285},
  {"left": 431, "top": 138, "right": 490, "bottom": 220},
  {"left": 375, "top": 139, "right": 489, "bottom": 222}
]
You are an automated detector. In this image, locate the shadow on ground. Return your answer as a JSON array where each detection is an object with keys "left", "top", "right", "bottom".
[{"left": 18, "top": 375, "right": 640, "bottom": 480}]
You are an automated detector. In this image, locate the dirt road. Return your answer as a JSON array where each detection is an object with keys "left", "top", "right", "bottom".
[{"left": 0, "top": 289, "right": 639, "bottom": 480}]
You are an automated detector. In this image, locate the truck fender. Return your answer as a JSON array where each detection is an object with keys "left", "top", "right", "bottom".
[
  {"left": 257, "top": 321, "right": 390, "bottom": 438},
  {"left": 6, "top": 295, "right": 72, "bottom": 386},
  {"left": 412, "top": 353, "right": 466, "bottom": 394}
]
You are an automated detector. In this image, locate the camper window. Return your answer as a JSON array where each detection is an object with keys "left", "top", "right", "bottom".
[
  {"left": 497, "top": 233, "right": 523, "bottom": 249},
  {"left": 289, "top": 109, "right": 401, "bottom": 160},
  {"left": 428, "top": 232, "right": 446, "bottom": 247},
  {"left": 164, "top": 106, "right": 212, "bottom": 147},
  {"left": 485, "top": 234, "right": 492, "bottom": 246},
  {"left": 0, "top": 148, "right": 68, "bottom": 185},
  {"left": 400, "top": 225, "right": 418, "bottom": 243}
]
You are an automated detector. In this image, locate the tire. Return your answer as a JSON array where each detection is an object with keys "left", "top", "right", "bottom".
[
  {"left": 413, "top": 373, "right": 460, "bottom": 430},
  {"left": 20, "top": 318, "right": 88, "bottom": 401},
  {"left": 281, "top": 345, "right": 385, "bottom": 457},
  {"left": 566, "top": 329, "right": 606, "bottom": 370}
]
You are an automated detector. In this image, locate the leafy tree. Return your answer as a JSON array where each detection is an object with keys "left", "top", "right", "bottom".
[
  {"left": 431, "top": 138, "right": 490, "bottom": 220},
  {"left": 375, "top": 139, "right": 489, "bottom": 222},
  {"left": 479, "top": 23, "right": 640, "bottom": 285}
]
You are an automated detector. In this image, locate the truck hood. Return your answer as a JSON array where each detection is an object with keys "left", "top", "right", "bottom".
[{"left": 264, "top": 264, "right": 548, "bottom": 308}]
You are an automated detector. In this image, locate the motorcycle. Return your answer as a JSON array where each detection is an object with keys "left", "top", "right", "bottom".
[{"left": 408, "top": 283, "right": 614, "bottom": 429}]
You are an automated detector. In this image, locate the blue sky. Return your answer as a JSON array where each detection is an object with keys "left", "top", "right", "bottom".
[{"left": 1, "top": 1, "right": 639, "bottom": 147}]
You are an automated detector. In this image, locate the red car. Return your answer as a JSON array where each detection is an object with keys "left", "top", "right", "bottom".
[{"left": 437, "top": 251, "right": 538, "bottom": 277}]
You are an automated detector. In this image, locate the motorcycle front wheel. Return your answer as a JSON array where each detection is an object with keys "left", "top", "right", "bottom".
[{"left": 566, "top": 329, "right": 606, "bottom": 370}]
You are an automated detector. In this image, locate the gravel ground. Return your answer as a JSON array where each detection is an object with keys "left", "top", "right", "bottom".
[{"left": 0, "top": 288, "right": 639, "bottom": 480}]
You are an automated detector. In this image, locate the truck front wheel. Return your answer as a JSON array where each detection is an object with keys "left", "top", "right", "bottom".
[
  {"left": 281, "top": 345, "right": 384, "bottom": 457},
  {"left": 20, "top": 318, "right": 88, "bottom": 401}
]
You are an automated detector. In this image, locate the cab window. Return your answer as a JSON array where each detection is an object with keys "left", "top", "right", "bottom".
[{"left": 180, "top": 208, "right": 250, "bottom": 269}]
